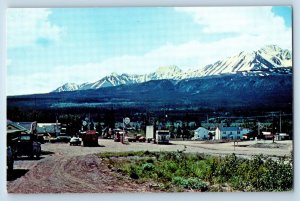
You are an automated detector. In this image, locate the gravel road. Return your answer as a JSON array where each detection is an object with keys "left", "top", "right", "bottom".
[{"left": 7, "top": 139, "right": 293, "bottom": 193}]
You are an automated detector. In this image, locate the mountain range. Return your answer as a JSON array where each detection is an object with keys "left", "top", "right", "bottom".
[
  {"left": 53, "top": 45, "right": 292, "bottom": 92},
  {"left": 8, "top": 45, "right": 293, "bottom": 112}
]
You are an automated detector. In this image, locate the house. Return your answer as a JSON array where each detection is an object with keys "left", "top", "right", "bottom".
[
  {"left": 37, "top": 123, "right": 61, "bottom": 136},
  {"left": 275, "top": 133, "right": 290, "bottom": 141},
  {"left": 7, "top": 120, "right": 29, "bottom": 134},
  {"left": 193, "top": 127, "right": 209, "bottom": 140},
  {"left": 7, "top": 120, "right": 37, "bottom": 134},
  {"left": 215, "top": 127, "right": 251, "bottom": 140},
  {"left": 201, "top": 122, "right": 225, "bottom": 130}
]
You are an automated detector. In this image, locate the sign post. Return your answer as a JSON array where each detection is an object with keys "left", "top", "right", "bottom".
[{"left": 122, "top": 117, "right": 130, "bottom": 144}]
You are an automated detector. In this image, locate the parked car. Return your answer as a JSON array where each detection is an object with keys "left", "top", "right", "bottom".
[
  {"left": 56, "top": 135, "right": 71, "bottom": 143},
  {"left": 126, "top": 134, "right": 146, "bottom": 142},
  {"left": 125, "top": 136, "right": 137, "bottom": 142},
  {"left": 15, "top": 134, "right": 41, "bottom": 159},
  {"left": 136, "top": 134, "right": 146, "bottom": 142},
  {"left": 70, "top": 137, "right": 81, "bottom": 146}
]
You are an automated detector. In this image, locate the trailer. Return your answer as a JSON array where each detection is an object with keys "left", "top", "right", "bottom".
[
  {"left": 81, "top": 130, "right": 98, "bottom": 147},
  {"left": 155, "top": 130, "right": 170, "bottom": 144},
  {"left": 146, "top": 125, "right": 154, "bottom": 143}
]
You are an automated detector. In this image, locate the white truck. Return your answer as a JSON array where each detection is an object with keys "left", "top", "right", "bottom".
[
  {"left": 156, "top": 130, "right": 170, "bottom": 144},
  {"left": 146, "top": 125, "right": 154, "bottom": 143}
]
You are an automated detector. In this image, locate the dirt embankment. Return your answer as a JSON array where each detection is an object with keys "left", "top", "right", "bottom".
[{"left": 7, "top": 154, "right": 157, "bottom": 193}]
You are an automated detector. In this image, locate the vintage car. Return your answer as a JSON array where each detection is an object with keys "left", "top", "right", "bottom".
[
  {"left": 50, "top": 135, "right": 71, "bottom": 143},
  {"left": 15, "top": 134, "right": 41, "bottom": 159},
  {"left": 69, "top": 137, "right": 81, "bottom": 146}
]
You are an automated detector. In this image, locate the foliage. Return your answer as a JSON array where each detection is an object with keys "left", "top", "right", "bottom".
[
  {"left": 172, "top": 177, "right": 208, "bottom": 191},
  {"left": 98, "top": 151, "right": 293, "bottom": 192}
]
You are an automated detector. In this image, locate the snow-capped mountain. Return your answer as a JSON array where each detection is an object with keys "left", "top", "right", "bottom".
[
  {"left": 53, "top": 45, "right": 292, "bottom": 92},
  {"left": 183, "top": 45, "right": 292, "bottom": 78},
  {"left": 54, "top": 83, "right": 81, "bottom": 92}
]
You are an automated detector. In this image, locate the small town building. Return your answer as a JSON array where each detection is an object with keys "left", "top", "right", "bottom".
[
  {"left": 193, "top": 127, "right": 209, "bottom": 140},
  {"left": 7, "top": 120, "right": 37, "bottom": 134},
  {"left": 215, "top": 126, "right": 251, "bottom": 140},
  {"left": 37, "top": 123, "right": 61, "bottom": 136},
  {"left": 275, "top": 133, "right": 290, "bottom": 141}
]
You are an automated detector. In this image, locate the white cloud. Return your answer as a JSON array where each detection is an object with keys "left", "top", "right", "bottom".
[
  {"left": 7, "top": 34, "right": 292, "bottom": 95},
  {"left": 7, "top": 7, "right": 292, "bottom": 95},
  {"left": 175, "top": 7, "right": 292, "bottom": 50},
  {"left": 7, "top": 8, "right": 62, "bottom": 48}
]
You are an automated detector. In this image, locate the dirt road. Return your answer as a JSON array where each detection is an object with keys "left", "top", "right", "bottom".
[
  {"left": 7, "top": 139, "right": 293, "bottom": 193},
  {"left": 8, "top": 154, "right": 156, "bottom": 193}
]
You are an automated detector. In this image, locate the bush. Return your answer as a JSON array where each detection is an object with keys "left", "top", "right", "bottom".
[
  {"left": 142, "top": 163, "right": 155, "bottom": 171},
  {"left": 172, "top": 177, "right": 208, "bottom": 191},
  {"left": 99, "top": 151, "right": 293, "bottom": 192}
]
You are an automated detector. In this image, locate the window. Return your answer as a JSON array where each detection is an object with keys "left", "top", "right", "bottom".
[{"left": 19, "top": 135, "right": 31, "bottom": 141}]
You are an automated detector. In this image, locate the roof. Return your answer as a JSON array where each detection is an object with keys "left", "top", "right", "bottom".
[
  {"left": 219, "top": 127, "right": 241, "bottom": 132},
  {"left": 16, "top": 122, "right": 34, "bottom": 131},
  {"left": 7, "top": 122, "right": 29, "bottom": 132},
  {"left": 195, "top": 127, "right": 208, "bottom": 131}
]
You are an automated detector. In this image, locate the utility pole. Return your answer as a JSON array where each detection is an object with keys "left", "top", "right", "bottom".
[
  {"left": 257, "top": 122, "right": 260, "bottom": 139},
  {"left": 279, "top": 111, "right": 282, "bottom": 133},
  {"left": 272, "top": 113, "right": 275, "bottom": 143}
]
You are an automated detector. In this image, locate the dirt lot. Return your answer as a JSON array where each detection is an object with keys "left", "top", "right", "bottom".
[{"left": 7, "top": 139, "right": 293, "bottom": 193}]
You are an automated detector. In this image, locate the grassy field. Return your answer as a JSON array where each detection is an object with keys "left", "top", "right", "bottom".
[{"left": 97, "top": 150, "right": 293, "bottom": 192}]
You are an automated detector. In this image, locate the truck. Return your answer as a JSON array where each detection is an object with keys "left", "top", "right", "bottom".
[
  {"left": 14, "top": 134, "right": 42, "bottom": 159},
  {"left": 146, "top": 125, "right": 154, "bottom": 143},
  {"left": 155, "top": 130, "right": 170, "bottom": 144},
  {"left": 81, "top": 130, "right": 98, "bottom": 147}
]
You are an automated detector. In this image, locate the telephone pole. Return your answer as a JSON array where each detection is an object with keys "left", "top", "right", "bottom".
[{"left": 279, "top": 111, "right": 282, "bottom": 133}]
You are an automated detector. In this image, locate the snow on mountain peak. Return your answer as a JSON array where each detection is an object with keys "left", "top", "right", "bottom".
[
  {"left": 155, "top": 66, "right": 182, "bottom": 74},
  {"left": 259, "top": 44, "right": 282, "bottom": 53},
  {"left": 153, "top": 65, "right": 183, "bottom": 79},
  {"left": 53, "top": 83, "right": 79, "bottom": 92},
  {"left": 53, "top": 45, "right": 292, "bottom": 92},
  {"left": 110, "top": 72, "right": 118, "bottom": 76}
]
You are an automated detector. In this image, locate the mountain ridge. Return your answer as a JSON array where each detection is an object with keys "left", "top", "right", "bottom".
[{"left": 53, "top": 45, "right": 292, "bottom": 93}]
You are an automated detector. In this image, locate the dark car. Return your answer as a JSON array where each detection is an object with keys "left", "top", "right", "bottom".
[{"left": 15, "top": 134, "right": 41, "bottom": 159}]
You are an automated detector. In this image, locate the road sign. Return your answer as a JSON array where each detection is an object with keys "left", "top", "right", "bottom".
[{"left": 124, "top": 117, "right": 130, "bottom": 124}]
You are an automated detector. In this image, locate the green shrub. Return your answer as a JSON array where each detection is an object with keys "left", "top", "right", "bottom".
[
  {"left": 142, "top": 163, "right": 155, "bottom": 171},
  {"left": 172, "top": 177, "right": 208, "bottom": 191},
  {"left": 98, "top": 151, "right": 293, "bottom": 192}
]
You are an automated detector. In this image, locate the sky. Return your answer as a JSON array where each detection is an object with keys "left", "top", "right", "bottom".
[{"left": 7, "top": 6, "right": 292, "bottom": 95}]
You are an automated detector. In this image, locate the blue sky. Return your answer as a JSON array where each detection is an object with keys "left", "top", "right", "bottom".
[{"left": 7, "top": 6, "right": 292, "bottom": 95}]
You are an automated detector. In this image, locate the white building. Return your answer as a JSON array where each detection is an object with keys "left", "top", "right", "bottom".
[
  {"left": 215, "top": 127, "right": 251, "bottom": 140},
  {"left": 193, "top": 127, "right": 209, "bottom": 140}
]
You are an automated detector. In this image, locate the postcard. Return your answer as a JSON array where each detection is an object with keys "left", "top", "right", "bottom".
[{"left": 6, "top": 7, "right": 293, "bottom": 193}]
